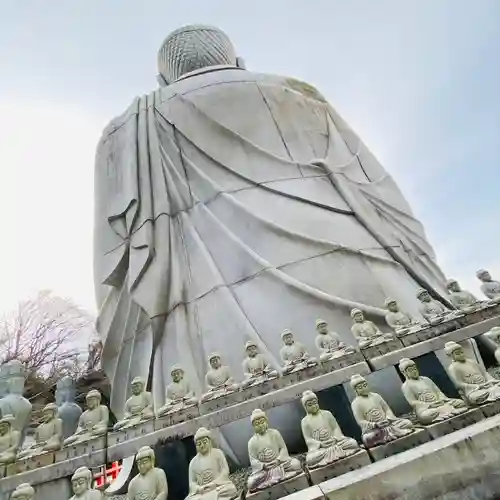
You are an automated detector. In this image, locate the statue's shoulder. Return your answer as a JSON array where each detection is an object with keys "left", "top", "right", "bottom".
[{"left": 253, "top": 72, "right": 327, "bottom": 103}]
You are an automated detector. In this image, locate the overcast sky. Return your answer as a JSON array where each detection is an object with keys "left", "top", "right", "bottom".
[{"left": 0, "top": 0, "right": 499, "bottom": 315}]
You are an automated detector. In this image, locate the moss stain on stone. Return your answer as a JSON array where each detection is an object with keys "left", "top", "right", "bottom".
[{"left": 285, "top": 78, "right": 327, "bottom": 103}]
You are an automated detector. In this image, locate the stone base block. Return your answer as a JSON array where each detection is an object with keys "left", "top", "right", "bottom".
[
  {"left": 480, "top": 399, "right": 500, "bottom": 418},
  {"left": 424, "top": 409, "right": 484, "bottom": 439},
  {"left": 0, "top": 465, "right": 5, "bottom": 479},
  {"left": 280, "top": 364, "right": 324, "bottom": 387},
  {"left": 154, "top": 405, "right": 200, "bottom": 430},
  {"left": 108, "top": 419, "right": 155, "bottom": 446},
  {"left": 398, "top": 327, "right": 437, "bottom": 347},
  {"left": 6, "top": 451, "right": 54, "bottom": 476},
  {"left": 361, "top": 338, "right": 402, "bottom": 359},
  {"left": 307, "top": 449, "right": 371, "bottom": 484},
  {"left": 246, "top": 472, "right": 309, "bottom": 500},
  {"left": 55, "top": 436, "right": 105, "bottom": 462},
  {"left": 199, "top": 390, "right": 244, "bottom": 414},
  {"left": 239, "top": 377, "right": 283, "bottom": 403},
  {"left": 461, "top": 304, "right": 500, "bottom": 326},
  {"left": 321, "top": 351, "right": 365, "bottom": 372},
  {"left": 368, "top": 429, "right": 430, "bottom": 461}
]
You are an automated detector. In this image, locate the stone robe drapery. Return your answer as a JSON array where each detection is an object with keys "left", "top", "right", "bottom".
[{"left": 94, "top": 68, "right": 448, "bottom": 461}]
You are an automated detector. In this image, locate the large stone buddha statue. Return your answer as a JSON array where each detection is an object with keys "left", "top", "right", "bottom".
[{"left": 94, "top": 24, "right": 450, "bottom": 461}]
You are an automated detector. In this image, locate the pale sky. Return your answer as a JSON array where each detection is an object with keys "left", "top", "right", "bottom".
[{"left": 0, "top": 0, "right": 499, "bottom": 315}]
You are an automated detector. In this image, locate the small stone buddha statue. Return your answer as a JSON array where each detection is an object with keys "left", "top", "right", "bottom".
[
  {"left": 157, "top": 365, "right": 198, "bottom": 417},
  {"left": 350, "top": 374, "right": 414, "bottom": 447},
  {"left": 384, "top": 298, "right": 422, "bottom": 335},
  {"left": 399, "top": 358, "right": 467, "bottom": 425},
  {"left": 350, "top": 309, "right": 394, "bottom": 349},
  {"left": 69, "top": 466, "right": 102, "bottom": 499},
  {"left": 128, "top": 446, "right": 168, "bottom": 500},
  {"left": 300, "top": 390, "right": 359, "bottom": 469},
  {"left": 63, "top": 389, "right": 109, "bottom": 447},
  {"left": 113, "top": 377, "right": 154, "bottom": 431},
  {"left": 446, "top": 279, "right": 482, "bottom": 312},
  {"left": 485, "top": 327, "right": 500, "bottom": 365},
  {"left": 18, "top": 403, "right": 63, "bottom": 459},
  {"left": 10, "top": 483, "right": 35, "bottom": 500},
  {"left": 416, "top": 289, "right": 458, "bottom": 324},
  {"left": 315, "top": 319, "right": 355, "bottom": 361},
  {"left": 445, "top": 341, "right": 500, "bottom": 405},
  {"left": 56, "top": 375, "right": 83, "bottom": 439},
  {"left": 201, "top": 353, "right": 239, "bottom": 402},
  {"left": 247, "top": 409, "right": 302, "bottom": 492},
  {"left": 241, "top": 340, "right": 279, "bottom": 388},
  {"left": 279, "top": 329, "right": 317, "bottom": 374},
  {"left": 186, "top": 427, "right": 238, "bottom": 500},
  {"left": 0, "top": 414, "right": 21, "bottom": 465},
  {"left": 476, "top": 269, "right": 500, "bottom": 303}
]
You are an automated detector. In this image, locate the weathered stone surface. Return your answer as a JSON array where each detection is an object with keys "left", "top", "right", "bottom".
[
  {"left": 307, "top": 450, "right": 371, "bottom": 485},
  {"left": 424, "top": 409, "right": 484, "bottom": 439},
  {"left": 367, "top": 429, "right": 430, "bottom": 461},
  {"left": 320, "top": 351, "right": 364, "bottom": 373},
  {"left": 398, "top": 327, "right": 438, "bottom": 347},
  {"left": 480, "top": 399, "right": 500, "bottom": 418},
  {"left": 246, "top": 472, "right": 309, "bottom": 500},
  {"left": 55, "top": 436, "right": 105, "bottom": 462},
  {"left": 199, "top": 390, "right": 244, "bottom": 414},
  {"left": 154, "top": 405, "right": 200, "bottom": 430},
  {"left": 360, "top": 338, "right": 402, "bottom": 360},
  {"left": 107, "top": 419, "right": 155, "bottom": 447},
  {"left": 6, "top": 451, "right": 54, "bottom": 476},
  {"left": 281, "top": 364, "right": 325, "bottom": 386}
]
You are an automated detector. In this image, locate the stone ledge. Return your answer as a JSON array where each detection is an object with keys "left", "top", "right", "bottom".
[
  {"left": 108, "top": 419, "right": 156, "bottom": 447},
  {"left": 321, "top": 351, "right": 364, "bottom": 373},
  {"left": 6, "top": 451, "right": 54, "bottom": 476},
  {"left": 307, "top": 450, "right": 371, "bottom": 484},
  {"left": 423, "top": 408, "right": 484, "bottom": 439},
  {"left": 367, "top": 428, "right": 430, "bottom": 461},
  {"left": 360, "top": 338, "right": 402, "bottom": 360},
  {"left": 154, "top": 405, "right": 200, "bottom": 430},
  {"left": 479, "top": 399, "right": 500, "bottom": 418},
  {"left": 245, "top": 472, "right": 309, "bottom": 500}
]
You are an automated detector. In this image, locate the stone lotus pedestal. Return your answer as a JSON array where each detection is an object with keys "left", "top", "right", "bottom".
[
  {"left": 423, "top": 409, "right": 484, "bottom": 439},
  {"left": 154, "top": 404, "right": 200, "bottom": 430},
  {"left": 321, "top": 351, "right": 364, "bottom": 373},
  {"left": 6, "top": 451, "right": 55, "bottom": 476},
  {"left": 199, "top": 389, "right": 244, "bottom": 414},
  {"left": 246, "top": 472, "right": 309, "bottom": 500},
  {"left": 367, "top": 428, "right": 430, "bottom": 461},
  {"left": 108, "top": 418, "right": 155, "bottom": 447},
  {"left": 360, "top": 338, "right": 402, "bottom": 360},
  {"left": 306, "top": 449, "right": 371, "bottom": 485}
]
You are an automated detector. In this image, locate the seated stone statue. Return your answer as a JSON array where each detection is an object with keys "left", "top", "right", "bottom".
[
  {"left": 315, "top": 319, "right": 355, "bottom": 362},
  {"left": 384, "top": 298, "right": 422, "bottom": 335},
  {"left": 64, "top": 390, "right": 109, "bottom": 447},
  {"left": 10, "top": 483, "right": 35, "bottom": 500},
  {"left": 157, "top": 365, "right": 198, "bottom": 417},
  {"left": 416, "top": 289, "right": 459, "bottom": 324},
  {"left": 485, "top": 327, "right": 500, "bottom": 365},
  {"left": 350, "top": 309, "right": 394, "bottom": 349},
  {"left": 242, "top": 341, "right": 279, "bottom": 388},
  {"left": 350, "top": 374, "right": 414, "bottom": 448},
  {"left": 18, "top": 403, "right": 63, "bottom": 459},
  {"left": 0, "top": 414, "right": 21, "bottom": 465},
  {"left": 128, "top": 446, "right": 168, "bottom": 500},
  {"left": 300, "top": 390, "right": 359, "bottom": 469},
  {"left": 56, "top": 375, "right": 82, "bottom": 439},
  {"left": 399, "top": 358, "right": 467, "bottom": 425},
  {"left": 247, "top": 409, "right": 302, "bottom": 492},
  {"left": 445, "top": 341, "right": 500, "bottom": 405},
  {"left": 446, "top": 279, "right": 482, "bottom": 312},
  {"left": 476, "top": 269, "right": 500, "bottom": 302},
  {"left": 279, "top": 329, "right": 317, "bottom": 374},
  {"left": 201, "top": 353, "right": 239, "bottom": 402},
  {"left": 186, "top": 427, "right": 238, "bottom": 500},
  {"left": 70, "top": 467, "right": 102, "bottom": 499},
  {"left": 114, "top": 377, "right": 154, "bottom": 431}
]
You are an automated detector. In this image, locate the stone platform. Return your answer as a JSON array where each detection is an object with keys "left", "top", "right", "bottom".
[
  {"left": 307, "top": 450, "right": 371, "bottom": 485},
  {"left": 360, "top": 338, "right": 402, "bottom": 360},
  {"left": 154, "top": 404, "right": 200, "bottom": 430},
  {"left": 246, "top": 472, "right": 309, "bottom": 500},
  {"left": 6, "top": 451, "right": 54, "bottom": 476},
  {"left": 108, "top": 419, "right": 155, "bottom": 447},
  {"left": 479, "top": 399, "right": 500, "bottom": 418},
  {"left": 199, "top": 389, "right": 244, "bottom": 414},
  {"left": 321, "top": 351, "right": 364, "bottom": 372},
  {"left": 423, "top": 408, "right": 484, "bottom": 439},
  {"left": 367, "top": 428, "right": 430, "bottom": 461}
]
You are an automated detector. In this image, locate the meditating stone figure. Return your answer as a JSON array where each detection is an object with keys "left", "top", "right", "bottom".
[
  {"left": 280, "top": 329, "right": 317, "bottom": 374},
  {"left": 18, "top": 403, "right": 63, "bottom": 458},
  {"left": 247, "top": 409, "right": 302, "bottom": 491},
  {"left": 157, "top": 365, "right": 198, "bottom": 416},
  {"left": 384, "top": 298, "right": 422, "bottom": 335},
  {"left": 10, "top": 483, "right": 35, "bottom": 500},
  {"left": 300, "top": 390, "right": 359, "bottom": 469},
  {"left": 350, "top": 374, "right": 414, "bottom": 447},
  {"left": 70, "top": 467, "right": 102, "bottom": 499},
  {"left": 476, "top": 269, "right": 500, "bottom": 302},
  {"left": 242, "top": 341, "right": 279, "bottom": 388},
  {"left": 315, "top": 319, "right": 355, "bottom": 361},
  {"left": 201, "top": 353, "right": 239, "bottom": 402},
  {"left": 128, "top": 446, "right": 168, "bottom": 500},
  {"left": 187, "top": 427, "right": 238, "bottom": 500},
  {"left": 0, "top": 414, "right": 20, "bottom": 465},
  {"left": 416, "top": 289, "right": 458, "bottom": 324},
  {"left": 350, "top": 309, "right": 394, "bottom": 348},
  {"left": 56, "top": 376, "right": 83, "bottom": 439},
  {"left": 485, "top": 327, "right": 500, "bottom": 365},
  {"left": 446, "top": 279, "right": 481, "bottom": 312},
  {"left": 64, "top": 390, "right": 109, "bottom": 447},
  {"left": 114, "top": 377, "right": 154, "bottom": 431},
  {"left": 445, "top": 341, "right": 500, "bottom": 404},
  {"left": 399, "top": 358, "right": 467, "bottom": 425}
]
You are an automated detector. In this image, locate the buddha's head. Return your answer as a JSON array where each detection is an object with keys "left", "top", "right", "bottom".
[
  {"left": 281, "top": 329, "right": 294, "bottom": 346},
  {"left": 486, "top": 327, "right": 500, "bottom": 346},
  {"left": 0, "top": 414, "right": 14, "bottom": 436},
  {"left": 56, "top": 375, "right": 76, "bottom": 405},
  {"left": 351, "top": 309, "right": 364, "bottom": 324},
  {"left": 208, "top": 353, "right": 221, "bottom": 369},
  {"left": 477, "top": 269, "right": 492, "bottom": 283},
  {"left": 445, "top": 342, "right": 466, "bottom": 362},
  {"left": 350, "top": 374, "right": 370, "bottom": 397},
  {"left": 71, "top": 467, "right": 92, "bottom": 496},
  {"left": 41, "top": 403, "right": 57, "bottom": 423},
  {"left": 446, "top": 279, "right": 461, "bottom": 294},
  {"left": 131, "top": 377, "right": 145, "bottom": 396},
  {"left": 10, "top": 483, "right": 35, "bottom": 500},
  {"left": 171, "top": 365, "right": 184, "bottom": 383},
  {"left": 384, "top": 298, "right": 399, "bottom": 313},
  {"left": 416, "top": 289, "right": 431, "bottom": 303},
  {"left": 85, "top": 389, "right": 101, "bottom": 410},
  {"left": 301, "top": 390, "right": 320, "bottom": 415},
  {"left": 194, "top": 427, "right": 212, "bottom": 455},
  {"left": 315, "top": 319, "right": 328, "bottom": 335},
  {"left": 136, "top": 446, "right": 155, "bottom": 475},
  {"left": 157, "top": 25, "right": 242, "bottom": 85},
  {"left": 399, "top": 358, "right": 419, "bottom": 380},
  {"left": 245, "top": 341, "right": 259, "bottom": 358},
  {"left": 251, "top": 409, "right": 268, "bottom": 435}
]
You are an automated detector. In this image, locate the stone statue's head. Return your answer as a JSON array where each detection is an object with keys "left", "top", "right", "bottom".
[
  {"left": 245, "top": 340, "right": 259, "bottom": 358},
  {"left": 315, "top": 319, "right": 328, "bottom": 334},
  {"left": 136, "top": 446, "right": 155, "bottom": 475},
  {"left": 416, "top": 289, "right": 431, "bottom": 303},
  {"left": 0, "top": 414, "right": 14, "bottom": 436},
  {"left": 171, "top": 365, "right": 184, "bottom": 383},
  {"left": 194, "top": 427, "right": 212, "bottom": 455},
  {"left": 131, "top": 376, "right": 145, "bottom": 395},
  {"left": 56, "top": 375, "right": 76, "bottom": 404},
  {"left": 446, "top": 279, "right": 461, "bottom": 293},
  {"left": 41, "top": 403, "right": 58, "bottom": 423},
  {"left": 476, "top": 269, "right": 491, "bottom": 282},
  {"left": 350, "top": 374, "right": 369, "bottom": 396},
  {"left": 157, "top": 25, "right": 243, "bottom": 85},
  {"left": 445, "top": 342, "right": 465, "bottom": 362},
  {"left": 350, "top": 308, "right": 364, "bottom": 323},
  {"left": 399, "top": 358, "right": 419, "bottom": 380},
  {"left": 486, "top": 327, "right": 500, "bottom": 345},
  {"left": 281, "top": 329, "right": 294, "bottom": 345},
  {"left": 384, "top": 298, "right": 399, "bottom": 313},
  {"left": 10, "top": 483, "right": 35, "bottom": 500},
  {"left": 85, "top": 389, "right": 101, "bottom": 410},
  {"left": 251, "top": 409, "right": 268, "bottom": 435},
  {"left": 301, "top": 390, "right": 320, "bottom": 415},
  {"left": 4, "top": 359, "right": 26, "bottom": 396},
  {"left": 208, "top": 353, "right": 221, "bottom": 369},
  {"left": 71, "top": 467, "right": 92, "bottom": 495}
]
